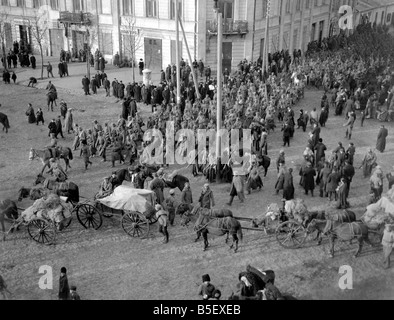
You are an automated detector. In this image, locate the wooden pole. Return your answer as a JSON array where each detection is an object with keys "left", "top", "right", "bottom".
[
  {"left": 216, "top": 6, "right": 223, "bottom": 183},
  {"left": 175, "top": 0, "right": 181, "bottom": 107},
  {"left": 178, "top": 17, "right": 200, "bottom": 100}
]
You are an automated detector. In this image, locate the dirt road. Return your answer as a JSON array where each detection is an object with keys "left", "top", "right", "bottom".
[{"left": 0, "top": 83, "right": 393, "bottom": 300}]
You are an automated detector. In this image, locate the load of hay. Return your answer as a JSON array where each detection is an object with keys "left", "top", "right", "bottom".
[
  {"left": 22, "top": 194, "right": 73, "bottom": 223},
  {"left": 362, "top": 190, "right": 394, "bottom": 229}
]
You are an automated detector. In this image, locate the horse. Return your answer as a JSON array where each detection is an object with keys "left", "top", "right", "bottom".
[
  {"left": 163, "top": 174, "right": 189, "bottom": 192},
  {"left": 47, "top": 92, "right": 58, "bottom": 111},
  {"left": 0, "top": 112, "right": 10, "bottom": 133},
  {"left": 17, "top": 186, "right": 49, "bottom": 202},
  {"left": 256, "top": 155, "right": 271, "bottom": 177},
  {"left": 182, "top": 208, "right": 242, "bottom": 252},
  {"left": 35, "top": 174, "right": 80, "bottom": 203},
  {"left": 29, "top": 147, "right": 73, "bottom": 174},
  {"left": 114, "top": 168, "right": 132, "bottom": 185},
  {"left": 308, "top": 219, "right": 374, "bottom": 258},
  {"left": 0, "top": 199, "right": 19, "bottom": 241}
]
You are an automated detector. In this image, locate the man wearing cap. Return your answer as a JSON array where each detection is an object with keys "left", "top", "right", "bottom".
[
  {"left": 150, "top": 173, "right": 166, "bottom": 205},
  {"left": 198, "top": 274, "right": 216, "bottom": 300},
  {"left": 199, "top": 184, "right": 215, "bottom": 209},
  {"left": 164, "top": 189, "right": 177, "bottom": 226},
  {"left": 302, "top": 162, "right": 316, "bottom": 196},
  {"left": 382, "top": 223, "right": 394, "bottom": 269},
  {"left": 58, "top": 267, "right": 70, "bottom": 300},
  {"left": 139, "top": 59, "right": 144, "bottom": 75},
  {"left": 155, "top": 204, "right": 169, "bottom": 243},
  {"left": 82, "top": 75, "right": 90, "bottom": 95}
]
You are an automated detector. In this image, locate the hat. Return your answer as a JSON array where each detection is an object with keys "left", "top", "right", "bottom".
[
  {"left": 70, "top": 285, "right": 77, "bottom": 291},
  {"left": 202, "top": 274, "right": 211, "bottom": 282},
  {"left": 169, "top": 189, "right": 175, "bottom": 195},
  {"left": 60, "top": 267, "right": 67, "bottom": 273}
]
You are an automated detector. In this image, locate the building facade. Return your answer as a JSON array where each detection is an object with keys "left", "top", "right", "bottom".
[{"left": 1, "top": 0, "right": 392, "bottom": 71}]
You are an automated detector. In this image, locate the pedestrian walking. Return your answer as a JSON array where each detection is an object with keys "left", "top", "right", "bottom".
[
  {"left": 139, "top": 59, "right": 144, "bottom": 75},
  {"left": 198, "top": 274, "right": 216, "bottom": 300},
  {"left": 47, "top": 62, "right": 54, "bottom": 78},
  {"left": 80, "top": 140, "right": 92, "bottom": 170},
  {"left": 382, "top": 223, "right": 394, "bottom": 269},
  {"left": 155, "top": 204, "right": 169, "bottom": 244},
  {"left": 376, "top": 125, "right": 388, "bottom": 153},
  {"left": 55, "top": 116, "right": 64, "bottom": 139},
  {"left": 70, "top": 286, "right": 81, "bottom": 300},
  {"left": 164, "top": 189, "right": 177, "bottom": 226},
  {"left": 181, "top": 182, "right": 193, "bottom": 205},
  {"left": 11, "top": 72, "right": 17, "bottom": 84},
  {"left": 227, "top": 169, "right": 246, "bottom": 206},
  {"left": 36, "top": 108, "right": 44, "bottom": 125},
  {"left": 302, "top": 162, "right": 316, "bottom": 196},
  {"left": 58, "top": 267, "right": 70, "bottom": 300},
  {"left": 199, "top": 184, "right": 215, "bottom": 209}
]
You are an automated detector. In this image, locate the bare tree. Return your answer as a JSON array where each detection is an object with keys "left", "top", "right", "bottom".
[
  {"left": 0, "top": 9, "right": 10, "bottom": 71},
  {"left": 122, "top": 16, "right": 144, "bottom": 83},
  {"left": 28, "top": 9, "right": 50, "bottom": 79}
]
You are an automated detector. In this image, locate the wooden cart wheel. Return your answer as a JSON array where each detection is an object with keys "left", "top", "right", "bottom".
[
  {"left": 28, "top": 218, "right": 56, "bottom": 245},
  {"left": 147, "top": 214, "right": 158, "bottom": 225},
  {"left": 276, "top": 221, "right": 307, "bottom": 249},
  {"left": 122, "top": 212, "right": 150, "bottom": 238},
  {"left": 76, "top": 203, "right": 103, "bottom": 230}
]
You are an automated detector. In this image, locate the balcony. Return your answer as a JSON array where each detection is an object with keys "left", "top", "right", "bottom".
[
  {"left": 58, "top": 11, "right": 93, "bottom": 26},
  {"left": 207, "top": 20, "right": 248, "bottom": 38}
]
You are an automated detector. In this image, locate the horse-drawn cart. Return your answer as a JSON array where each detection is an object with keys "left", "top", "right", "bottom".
[
  {"left": 235, "top": 202, "right": 309, "bottom": 249},
  {"left": 11, "top": 186, "right": 157, "bottom": 245}
]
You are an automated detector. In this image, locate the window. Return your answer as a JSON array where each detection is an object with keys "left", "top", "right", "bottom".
[
  {"left": 262, "top": 0, "right": 268, "bottom": 17},
  {"left": 100, "top": 31, "right": 113, "bottom": 55},
  {"left": 146, "top": 0, "right": 157, "bottom": 18},
  {"left": 170, "top": 0, "right": 182, "bottom": 20},
  {"left": 296, "top": 0, "right": 301, "bottom": 11},
  {"left": 314, "top": 0, "right": 318, "bottom": 7},
  {"left": 50, "top": 0, "right": 59, "bottom": 10},
  {"left": 1, "top": 0, "right": 9, "bottom": 5},
  {"left": 285, "top": 0, "right": 290, "bottom": 13},
  {"left": 16, "top": 0, "right": 25, "bottom": 7},
  {"left": 381, "top": 11, "right": 384, "bottom": 24},
  {"left": 32, "top": 0, "right": 40, "bottom": 8},
  {"left": 122, "top": 0, "right": 133, "bottom": 15},
  {"left": 305, "top": 0, "right": 309, "bottom": 10},
  {"left": 387, "top": 13, "right": 392, "bottom": 23},
  {"left": 73, "top": 0, "right": 84, "bottom": 12},
  {"left": 375, "top": 12, "right": 378, "bottom": 23},
  {"left": 220, "top": 0, "right": 233, "bottom": 20},
  {"left": 99, "top": 0, "right": 111, "bottom": 14}
]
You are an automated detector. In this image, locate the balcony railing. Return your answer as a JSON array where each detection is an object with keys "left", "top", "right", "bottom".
[
  {"left": 58, "top": 11, "right": 93, "bottom": 25},
  {"left": 207, "top": 20, "right": 248, "bottom": 37}
]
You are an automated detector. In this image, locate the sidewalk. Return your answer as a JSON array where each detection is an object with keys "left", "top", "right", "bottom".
[{"left": 2, "top": 56, "right": 163, "bottom": 93}]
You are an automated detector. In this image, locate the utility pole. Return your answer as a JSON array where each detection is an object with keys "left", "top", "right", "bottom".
[
  {"left": 175, "top": 0, "right": 181, "bottom": 107},
  {"left": 95, "top": 0, "right": 100, "bottom": 51},
  {"left": 178, "top": 17, "right": 200, "bottom": 100},
  {"left": 215, "top": 1, "right": 223, "bottom": 183},
  {"left": 262, "top": 0, "right": 270, "bottom": 98}
]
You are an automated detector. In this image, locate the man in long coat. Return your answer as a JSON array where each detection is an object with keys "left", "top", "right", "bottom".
[
  {"left": 376, "top": 125, "right": 388, "bottom": 153},
  {"left": 118, "top": 81, "right": 125, "bottom": 99},
  {"left": 302, "top": 162, "right": 316, "bottom": 196},
  {"left": 82, "top": 76, "right": 90, "bottom": 95},
  {"left": 149, "top": 173, "right": 166, "bottom": 205},
  {"left": 283, "top": 168, "right": 295, "bottom": 200}
]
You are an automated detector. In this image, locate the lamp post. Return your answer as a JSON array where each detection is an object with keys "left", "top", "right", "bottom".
[{"left": 214, "top": 0, "right": 223, "bottom": 183}]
